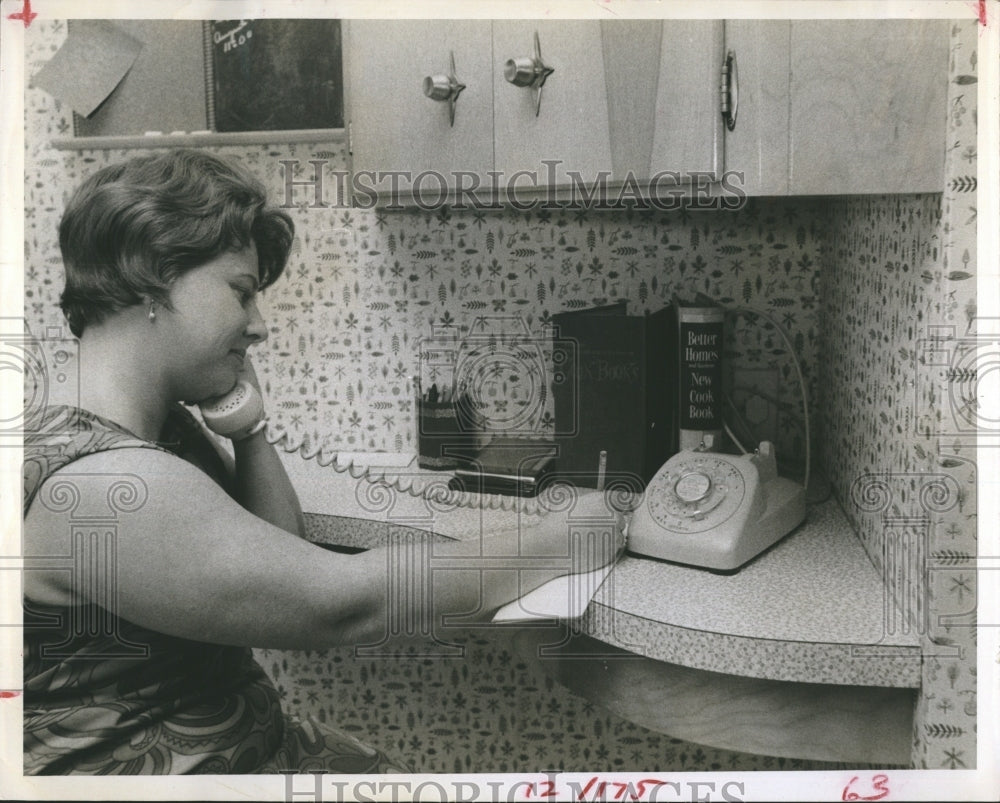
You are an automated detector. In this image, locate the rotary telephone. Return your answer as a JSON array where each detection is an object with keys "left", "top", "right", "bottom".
[{"left": 627, "top": 441, "right": 806, "bottom": 571}]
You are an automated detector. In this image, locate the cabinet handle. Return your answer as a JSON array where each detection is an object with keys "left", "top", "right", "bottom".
[
  {"left": 503, "top": 31, "right": 554, "bottom": 116},
  {"left": 423, "top": 51, "right": 466, "bottom": 127},
  {"left": 721, "top": 50, "right": 738, "bottom": 131}
]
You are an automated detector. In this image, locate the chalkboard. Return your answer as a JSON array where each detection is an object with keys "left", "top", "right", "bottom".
[{"left": 210, "top": 19, "right": 344, "bottom": 132}]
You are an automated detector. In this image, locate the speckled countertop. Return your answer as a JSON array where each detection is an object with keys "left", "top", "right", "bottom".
[
  {"left": 281, "top": 450, "right": 921, "bottom": 689},
  {"left": 585, "top": 499, "right": 921, "bottom": 688}
]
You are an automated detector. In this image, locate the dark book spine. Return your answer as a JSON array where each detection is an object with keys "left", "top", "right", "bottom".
[
  {"left": 676, "top": 303, "right": 725, "bottom": 451},
  {"left": 552, "top": 308, "right": 646, "bottom": 488},
  {"left": 643, "top": 307, "right": 674, "bottom": 479}
]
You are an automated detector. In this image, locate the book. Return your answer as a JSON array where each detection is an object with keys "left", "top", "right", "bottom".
[
  {"left": 551, "top": 301, "right": 671, "bottom": 489},
  {"left": 671, "top": 295, "right": 725, "bottom": 451}
]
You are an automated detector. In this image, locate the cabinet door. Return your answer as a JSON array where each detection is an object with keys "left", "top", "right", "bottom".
[
  {"left": 599, "top": 20, "right": 727, "bottom": 187},
  {"left": 722, "top": 20, "right": 790, "bottom": 196},
  {"left": 601, "top": 20, "right": 723, "bottom": 186},
  {"left": 648, "top": 20, "right": 726, "bottom": 182},
  {"left": 344, "top": 20, "right": 494, "bottom": 203},
  {"left": 789, "top": 19, "right": 947, "bottom": 195},
  {"left": 492, "top": 21, "right": 613, "bottom": 192},
  {"left": 600, "top": 21, "right": 665, "bottom": 183}
]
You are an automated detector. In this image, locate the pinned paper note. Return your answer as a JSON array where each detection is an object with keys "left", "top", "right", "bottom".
[{"left": 31, "top": 20, "right": 143, "bottom": 118}]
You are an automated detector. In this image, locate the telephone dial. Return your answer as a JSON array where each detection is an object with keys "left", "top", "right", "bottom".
[{"left": 628, "top": 441, "right": 805, "bottom": 571}]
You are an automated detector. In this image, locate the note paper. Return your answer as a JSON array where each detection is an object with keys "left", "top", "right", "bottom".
[
  {"left": 492, "top": 564, "right": 614, "bottom": 623},
  {"left": 31, "top": 20, "right": 143, "bottom": 118}
]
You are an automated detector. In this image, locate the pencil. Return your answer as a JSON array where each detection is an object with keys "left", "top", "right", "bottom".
[{"left": 596, "top": 450, "right": 607, "bottom": 491}]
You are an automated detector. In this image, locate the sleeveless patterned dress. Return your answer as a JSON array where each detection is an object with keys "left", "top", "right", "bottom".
[{"left": 22, "top": 405, "right": 407, "bottom": 775}]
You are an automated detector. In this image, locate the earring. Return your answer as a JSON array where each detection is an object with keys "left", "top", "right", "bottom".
[{"left": 148, "top": 302, "right": 156, "bottom": 322}]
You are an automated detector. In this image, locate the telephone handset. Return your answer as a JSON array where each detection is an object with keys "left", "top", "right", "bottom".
[
  {"left": 197, "top": 380, "right": 267, "bottom": 440},
  {"left": 628, "top": 441, "right": 806, "bottom": 571}
]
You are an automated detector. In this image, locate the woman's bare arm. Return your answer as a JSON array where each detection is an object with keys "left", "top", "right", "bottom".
[
  {"left": 225, "top": 357, "right": 306, "bottom": 536},
  {"left": 230, "top": 429, "right": 306, "bottom": 536},
  {"left": 22, "top": 448, "right": 621, "bottom": 650}
]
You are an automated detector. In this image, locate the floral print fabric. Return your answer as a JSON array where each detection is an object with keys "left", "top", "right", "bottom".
[{"left": 22, "top": 404, "right": 406, "bottom": 774}]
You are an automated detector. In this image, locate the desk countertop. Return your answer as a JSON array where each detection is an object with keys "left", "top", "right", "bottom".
[
  {"left": 584, "top": 499, "right": 921, "bottom": 687},
  {"left": 282, "top": 450, "right": 921, "bottom": 689}
]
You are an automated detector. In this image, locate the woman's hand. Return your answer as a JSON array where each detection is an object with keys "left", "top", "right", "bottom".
[
  {"left": 219, "top": 352, "right": 306, "bottom": 537},
  {"left": 527, "top": 487, "right": 627, "bottom": 575}
]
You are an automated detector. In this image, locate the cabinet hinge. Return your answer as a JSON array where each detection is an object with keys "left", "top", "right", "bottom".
[{"left": 720, "top": 50, "right": 738, "bottom": 132}]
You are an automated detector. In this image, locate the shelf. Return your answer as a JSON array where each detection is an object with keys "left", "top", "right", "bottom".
[{"left": 50, "top": 129, "right": 346, "bottom": 151}]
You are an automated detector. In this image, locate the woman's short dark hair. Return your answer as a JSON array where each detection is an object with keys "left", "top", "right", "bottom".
[{"left": 58, "top": 149, "right": 294, "bottom": 337}]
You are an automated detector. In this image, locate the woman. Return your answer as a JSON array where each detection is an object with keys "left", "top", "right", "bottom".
[{"left": 21, "top": 149, "right": 622, "bottom": 775}]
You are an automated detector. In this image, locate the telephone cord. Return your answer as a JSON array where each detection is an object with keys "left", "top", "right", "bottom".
[
  {"left": 258, "top": 425, "right": 554, "bottom": 515},
  {"left": 725, "top": 306, "right": 811, "bottom": 493}
]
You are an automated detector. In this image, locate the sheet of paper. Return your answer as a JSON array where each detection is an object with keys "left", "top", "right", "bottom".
[
  {"left": 492, "top": 564, "right": 614, "bottom": 622},
  {"left": 30, "top": 20, "right": 143, "bottom": 118}
]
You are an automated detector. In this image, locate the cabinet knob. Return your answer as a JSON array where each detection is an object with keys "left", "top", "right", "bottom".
[
  {"left": 503, "top": 31, "right": 554, "bottom": 116},
  {"left": 423, "top": 51, "right": 466, "bottom": 127},
  {"left": 503, "top": 57, "right": 540, "bottom": 88},
  {"left": 423, "top": 74, "right": 455, "bottom": 101}
]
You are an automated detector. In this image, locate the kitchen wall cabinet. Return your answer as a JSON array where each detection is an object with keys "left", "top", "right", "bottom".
[
  {"left": 491, "top": 21, "right": 613, "bottom": 191},
  {"left": 724, "top": 19, "right": 948, "bottom": 196},
  {"left": 347, "top": 19, "right": 947, "bottom": 204},
  {"left": 789, "top": 19, "right": 947, "bottom": 195},
  {"left": 343, "top": 20, "right": 495, "bottom": 202},
  {"left": 344, "top": 20, "right": 723, "bottom": 204},
  {"left": 721, "top": 21, "right": 791, "bottom": 196}
]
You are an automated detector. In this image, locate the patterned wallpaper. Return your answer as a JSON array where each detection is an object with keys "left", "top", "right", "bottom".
[
  {"left": 821, "top": 193, "right": 944, "bottom": 558},
  {"left": 253, "top": 627, "right": 893, "bottom": 775},
  {"left": 21, "top": 19, "right": 978, "bottom": 773}
]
